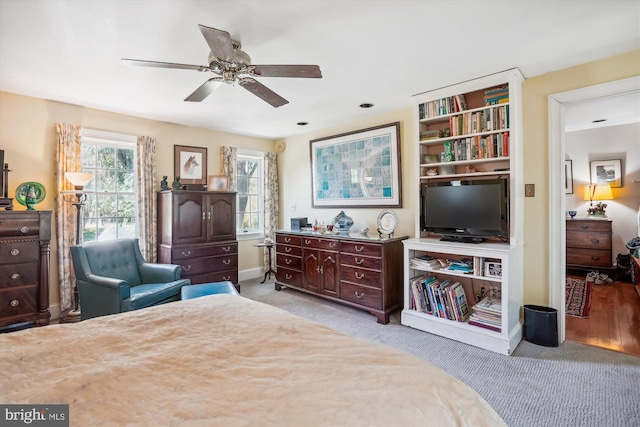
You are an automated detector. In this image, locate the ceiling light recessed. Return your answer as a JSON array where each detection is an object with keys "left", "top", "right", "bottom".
[
  {"left": 297, "top": 122, "right": 308, "bottom": 126},
  {"left": 359, "top": 103, "right": 374, "bottom": 108},
  {"left": 592, "top": 119, "right": 607, "bottom": 123}
]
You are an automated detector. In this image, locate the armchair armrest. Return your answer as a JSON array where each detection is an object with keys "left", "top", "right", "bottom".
[
  {"left": 77, "top": 275, "right": 131, "bottom": 320},
  {"left": 139, "top": 263, "right": 182, "bottom": 283}
]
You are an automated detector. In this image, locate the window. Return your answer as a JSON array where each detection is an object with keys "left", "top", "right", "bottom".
[
  {"left": 236, "top": 150, "right": 264, "bottom": 237},
  {"left": 80, "top": 129, "right": 137, "bottom": 242}
]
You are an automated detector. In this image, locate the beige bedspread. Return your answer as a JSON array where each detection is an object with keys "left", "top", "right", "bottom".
[{"left": 1, "top": 295, "right": 506, "bottom": 426}]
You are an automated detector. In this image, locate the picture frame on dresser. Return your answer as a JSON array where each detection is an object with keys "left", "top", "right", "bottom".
[
  {"left": 310, "top": 122, "right": 402, "bottom": 208},
  {"left": 174, "top": 145, "right": 208, "bottom": 186},
  {"left": 590, "top": 159, "right": 622, "bottom": 188}
]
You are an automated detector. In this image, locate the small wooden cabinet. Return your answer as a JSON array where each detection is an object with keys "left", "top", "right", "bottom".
[
  {"left": 158, "top": 191, "right": 239, "bottom": 289},
  {"left": 275, "top": 231, "right": 406, "bottom": 324},
  {"left": 0, "top": 211, "right": 51, "bottom": 330},
  {"left": 566, "top": 218, "right": 613, "bottom": 270}
]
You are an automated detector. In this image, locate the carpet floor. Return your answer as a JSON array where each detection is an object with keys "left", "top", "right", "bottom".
[
  {"left": 565, "top": 277, "right": 592, "bottom": 318},
  {"left": 240, "top": 277, "right": 640, "bottom": 427}
]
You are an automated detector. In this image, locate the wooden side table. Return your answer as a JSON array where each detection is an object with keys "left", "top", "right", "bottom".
[{"left": 254, "top": 242, "right": 275, "bottom": 283}]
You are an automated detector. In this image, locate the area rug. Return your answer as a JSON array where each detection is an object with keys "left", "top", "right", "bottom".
[{"left": 565, "top": 277, "right": 592, "bottom": 318}]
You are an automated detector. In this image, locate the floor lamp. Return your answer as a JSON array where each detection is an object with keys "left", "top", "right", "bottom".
[{"left": 59, "top": 172, "right": 93, "bottom": 323}]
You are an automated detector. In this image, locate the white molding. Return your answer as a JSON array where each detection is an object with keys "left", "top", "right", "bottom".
[
  {"left": 239, "top": 267, "right": 264, "bottom": 282},
  {"left": 548, "top": 76, "right": 640, "bottom": 344}
]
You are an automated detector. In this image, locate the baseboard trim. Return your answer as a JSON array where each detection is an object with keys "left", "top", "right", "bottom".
[{"left": 239, "top": 267, "right": 264, "bottom": 282}]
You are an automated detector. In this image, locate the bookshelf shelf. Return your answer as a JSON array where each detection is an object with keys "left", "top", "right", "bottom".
[{"left": 404, "top": 69, "right": 525, "bottom": 355}]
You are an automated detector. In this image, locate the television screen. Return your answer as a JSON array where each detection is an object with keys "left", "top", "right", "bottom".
[{"left": 422, "top": 178, "right": 509, "bottom": 242}]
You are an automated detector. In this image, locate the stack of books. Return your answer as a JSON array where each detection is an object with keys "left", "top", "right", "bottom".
[
  {"left": 410, "top": 255, "right": 441, "bottom": 270},
  {"left": 468, "top": 296, "right": 502, "bottom": 332},
  {"left": 419, "top": 129, "right": 442, "bottom": 141},
  {"left": 484, "top": 85, "right": 509, "bottom": 106},
  {"left": 442, "top": 259, "right": 473, "bottom": 274},
  {"left": 409, "top": 275, "right": 470, "bottom": 322}
]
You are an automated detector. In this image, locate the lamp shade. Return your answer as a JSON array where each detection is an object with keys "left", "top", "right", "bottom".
[
  {"left": 65, "top": 172, "right": 93, "bottom": 188},
  {"left": 583, "top": 184, "right": 613, "bottom": 202}
]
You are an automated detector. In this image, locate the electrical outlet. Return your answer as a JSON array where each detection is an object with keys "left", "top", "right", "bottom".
[
  {"left": 291, "top": 203, "right": 296, "bottom": 211},
  {"left": 525, "top": 184, "right": 535, "bottom": 197}
]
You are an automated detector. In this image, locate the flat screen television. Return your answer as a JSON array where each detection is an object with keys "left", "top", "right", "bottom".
[{"left": 421, "top": 178, "right": 509, "bottom": 243}]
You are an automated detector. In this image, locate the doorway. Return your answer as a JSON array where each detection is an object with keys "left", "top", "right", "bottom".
[{"left": 548, "top": 76, "right": 640, "bottom": 350}]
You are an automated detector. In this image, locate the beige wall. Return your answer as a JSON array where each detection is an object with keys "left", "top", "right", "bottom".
[
  {"left": 0, "top": 92, "right": 273, "bottom": 310},
  {"left": 521, "top": 49, "right": 640, "bottom": 305}
]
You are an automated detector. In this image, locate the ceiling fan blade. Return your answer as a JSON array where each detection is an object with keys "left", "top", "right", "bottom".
[
  {"left": 239, "top": 77, "right": 289, "bottom": 108},
  {"left": 198, "top": 24, "right": 235, "bottom": 63},
  {"left": 252, "top": 65, "right": 322, "bottom": 78},
  {"left": 122, "top": 58, "right": 209, "bottom": 72},
  {"left": 184, "top": 78, "right": 223, "bottom": 102}
]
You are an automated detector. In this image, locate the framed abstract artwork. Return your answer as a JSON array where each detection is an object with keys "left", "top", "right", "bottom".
[
  {"left": 564, "top": 160, "right": 573, "bottom": 194},
  {"left": 310, "top": 122, "right": 402, "bottom": 208}
]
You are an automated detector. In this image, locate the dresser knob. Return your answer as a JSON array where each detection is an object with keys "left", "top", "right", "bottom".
[
  {"left": 223, "top": 246, "right": 230, "bottom": 252},
  {"left": 20, "top": 226, "right": 29, "bottom": 234},
  {"left": 183, "top": 265, "right": 191, "bottom": 271},
  {"left": 286, "top": 274, "right": 292, "bottom": 279},
  {"left": 591, "top": 256, "right": 600, "bottom": 261},
  {"left": 223, "top": 259, "right": 230, "bottom": 265},
  {"left": 10, "top": 299, "right": 19, "bottom": 307},
  {"left": 354, "top": 291, "right": 365, "bottom": 299},
  {"left": 355, "top": 272, "right": 365, "bottom": 279},
  {"left": 355, "top": 258, "right": 365, "bottom": 265},
  {"left": 10, "top": 249, "right": 20, "bottom": 256},
  {"left": 591, "top": 238, "right": 600, "bottom": 244},
  {"left": 223, "top": 276, "right": 231, "bottom": 281},
  {"left": 285, "top": 259, "right": 292, "bottom": 265},
  {"left": 181, "top": 250, "right": 191, "bottom": 256},
  {"left": 11, "top": 273, "right": 20, "bottom": 280},
  {"left": 355, "top": 246, "right": 365, "bottom": 252}
]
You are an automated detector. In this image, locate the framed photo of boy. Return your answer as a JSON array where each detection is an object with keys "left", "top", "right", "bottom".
[
  {"left": 174, "top": 145, "right": 207, "bottom": 185},
  {"left": 485, "top": 262, "right": 502, "bottom": 278}
]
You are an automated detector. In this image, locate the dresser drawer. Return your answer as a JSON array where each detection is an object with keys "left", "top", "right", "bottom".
[
  {"left": 566, "top": 220, "right": 610, "bottom": 233},
  {"left": 0, "top": 286, "right": 37, "bottom": 317},
  {"left": 340, "top": 281, "right": 382, "bottom": 310},
  {"left": 567, "top": 250, "right": 611, "bottom": 267},
  {"left": 340, "top": 265, "right": 382, "bottom": 288},
  {"left": 276, "top": 267, "right": 303, "bottom": 287},
  {"left": 187, "top": 270, "right": 238, "bottom": 285},
  {"left": 0, "top": 264, "right": 38, "bottom": 288},
  {"left": 276, "top": 244, "right": 302, "bottom": 257},
  {"left": 340, "top": 254, "right": 381, "bottom": 271},
  {"left": 0, "top": 217, "right": 40, "bottom": 237},
  {"left": 566, "top": 232, "right": 611, "bottom": 250},
  {"left": 0, "top": 240, "right": 40, "bottom": 264},
  {"left": 178, "top": 254, "right": 238, "bottom": 276},
  {"left": 302, "top": 236, "right": 340, "bottom": 251},
  {"left": 340, "top": 241, "right": 382, "bottom": 257},
  {"left": 171, "top": 242, "right": 237, "bottom": 260},
  {"left": 276, "top": 253, "right": 302, "bottom": 271},
  {"left": 276, "top": 234, "right": 302, "bottom": 246}
]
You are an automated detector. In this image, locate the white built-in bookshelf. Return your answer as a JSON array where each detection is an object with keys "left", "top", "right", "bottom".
[{"left": 402, "top": 69, "right": 525, "bottom": 355}]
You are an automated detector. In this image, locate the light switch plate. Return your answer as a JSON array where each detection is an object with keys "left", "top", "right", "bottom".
[{"left": 525, "top": 184, "right": 535, "bottom": 197}]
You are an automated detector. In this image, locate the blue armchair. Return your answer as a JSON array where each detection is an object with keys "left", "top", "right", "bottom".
[{"left": 70, "top": 238, "right": 191, "bottom": 320}]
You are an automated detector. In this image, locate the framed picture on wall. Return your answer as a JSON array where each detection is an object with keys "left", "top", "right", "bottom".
[
  {"left": 174, "top": 145, "right": 208, "bottom": 186},
  {"left": 590, "top": 159, "right": 622, "bottom": 188},
  {"left": 564, "top": 160, "right": 573, "bottom": 194}
]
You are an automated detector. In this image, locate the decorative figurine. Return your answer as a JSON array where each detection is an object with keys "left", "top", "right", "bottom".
[
  {"left": 160, "top": 175, "right": 169, "bottom": 191},
  {"left": 172, "top": 176, "right": 183, "bottom": 190},
  {"left": 333, "top": 210, "right": 353, "bottom": 234}
]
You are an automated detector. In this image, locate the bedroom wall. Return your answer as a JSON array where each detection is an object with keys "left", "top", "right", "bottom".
[
  {"left": 0, "top": 91, "right": 274, "bottom": 315},
  {"left": 565, "top": 123, "right": 640, "bottom": 259}
]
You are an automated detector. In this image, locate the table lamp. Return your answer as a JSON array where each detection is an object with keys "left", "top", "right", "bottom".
[{"left": 583, "top": 184, "right": 613, "bottom": 217}]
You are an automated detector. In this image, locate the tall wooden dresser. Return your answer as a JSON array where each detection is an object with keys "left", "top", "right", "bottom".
[
  {"left": 566, "top": 218, "right": 613, "bottom": 270},
  {"left": 0, "top": 210, "right": 52, "bottom": 330},
  {"left": 157, "top": 191, "right": 239, "bottom": 290}
]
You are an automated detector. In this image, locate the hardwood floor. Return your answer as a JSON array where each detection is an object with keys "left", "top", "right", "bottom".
[{"left": 565, "top": 273, "right": 640, "bottom": 357}]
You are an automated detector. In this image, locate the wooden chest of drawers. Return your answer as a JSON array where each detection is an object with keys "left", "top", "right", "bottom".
[
  {"left": 566, "top": 218, "right": 612, "bottom": 270},
  {"left": 0, "top": 211, "right": 52, "bottom": 330},
  {"left": 275, "top": 231, "right": 406, "bottom": 324}
]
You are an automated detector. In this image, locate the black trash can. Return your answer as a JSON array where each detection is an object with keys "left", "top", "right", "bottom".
[{"left": 523, "top": 305, "right": 558, "bottom": 347}]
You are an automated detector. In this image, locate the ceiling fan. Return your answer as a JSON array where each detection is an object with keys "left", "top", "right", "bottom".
[{"left": 122, "top": 24, "right": 322, "bottom": 108}]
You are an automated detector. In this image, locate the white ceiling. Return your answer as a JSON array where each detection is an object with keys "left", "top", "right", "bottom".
[{"left": 1, "top": 1, "right": 639, "bottom": 140}]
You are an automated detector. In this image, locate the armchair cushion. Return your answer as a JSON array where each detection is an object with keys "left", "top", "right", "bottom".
[{"left": 70, "top": 238, "right": 191, "bottom": 320}]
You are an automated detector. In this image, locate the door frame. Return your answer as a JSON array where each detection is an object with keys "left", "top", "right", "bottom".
[{"left": 548, "top": 76, "right": 640, "bottom": 343}]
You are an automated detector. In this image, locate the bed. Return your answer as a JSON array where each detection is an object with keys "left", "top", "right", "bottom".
[{"left": 1, "top": 295, "right": 506, "bottom": 426}]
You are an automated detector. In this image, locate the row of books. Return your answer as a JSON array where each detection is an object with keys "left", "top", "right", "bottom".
[
  {"left": 448, "top": 105, "right": 509, "bottom": 136},
  {"left": 468, "top": 296, "right": 502, "bottom": 332},
  {"left": 410, "top": 275, "right": 471, "bottom": 321},
  {"left": 484, "top": 85, "right": 509, "bottom": 106},
  {"left": 410, "top": 256, "right": 474, "bottom": 273},
  {"left": 419, "top": 94, "right": 468, "bottom": 119},
  {"left": 442, "top": 132, "right": 509, "bottom": 162}
]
